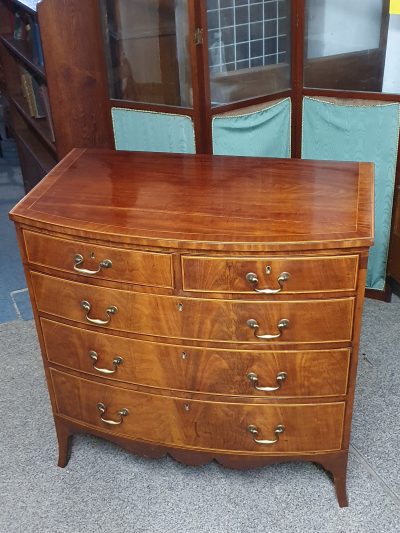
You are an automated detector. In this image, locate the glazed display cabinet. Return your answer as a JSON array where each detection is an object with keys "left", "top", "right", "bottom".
[{"left": 98, "top": 0, "right": 400, "bottom": 300}]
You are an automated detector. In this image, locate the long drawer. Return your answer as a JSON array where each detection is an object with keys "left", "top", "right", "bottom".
[
  {"left": 23, "top": 230, "right": 173, "bottom": 288},
  {"left": 32, "top": 272, "right": 355, "bottom": 344},
  {"left": 51, "top": 369, "right": 346, "bottom": 453},
  {"left": 41, "top": 319, "right": 350, "bottom": 397},
  {"left": 182, "top": 254, "right": 359, "bottom": 294}
]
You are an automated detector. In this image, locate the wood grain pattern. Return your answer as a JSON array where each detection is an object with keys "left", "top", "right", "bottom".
[
  {"left": 9, "top": 149, "right": 375, "bottom": 507},
  {"left": 182, "top": 254, "right": 358, "bottom": 294},
  {"left": 51, "top": 369, "right": 345, "bottom": 454},
  {"left": 31, "top": 272, "right": 355, "bottom": 344},
  {"left": 37, "top": 0, "right": 113, "bottom": 157},
  {"left": 24, "top": 230, "right": 174, "bottom": 288},
  {"left": 41, "top": 319, "right": 350, "bottom": 398},
  {"left": 9, "top": 149, "right": 374, "bottom": 252},
  {"left": 54, "top": 415, "right": 350, "bottom": 506}
]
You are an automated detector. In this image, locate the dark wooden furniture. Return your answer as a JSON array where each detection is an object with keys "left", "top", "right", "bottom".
[
  {"left": 10, "top": 149, "right": 374, "bottom": 507},
  {"left": 0, "top": 0, "right": 112, "bottom": 191}
]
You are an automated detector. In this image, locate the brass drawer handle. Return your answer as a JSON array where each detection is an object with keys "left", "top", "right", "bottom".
[
  {"left": 80, "top": 300, "right": 118, "bottom": 326},
  {"left": 97, "top": 402, "right": 129, "bottom": 425},
  {"left": 246, "top": 271, "right": 290, "bottom": 294},
  {"left": 247, "top": 371, "right": 287, "bottom": 391},
  {"left": 89, "top": 351, "right": 123, "bottom": 374},
  {"left": 74, "top": 254, "right": 112, "bottom": 275},
  {"left": 248, "top": 424, "right": 285, "bottom": 445},
  {"left": 247, "top": 318, "right": 289, "bottom": 339}
]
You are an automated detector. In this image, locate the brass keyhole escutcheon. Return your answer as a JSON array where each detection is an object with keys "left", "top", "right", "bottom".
[
  {"left": 181, "top": 351, "right": 188, "bottom": 360},
  {"left": 178, "top": 303, "right": 184, "bottom": 312},
  {"left": 90, "top": 252, "right": 96, "bottom": 259},
  {"left": 265, "top": 265, "right": 272, "bottom": 275}
]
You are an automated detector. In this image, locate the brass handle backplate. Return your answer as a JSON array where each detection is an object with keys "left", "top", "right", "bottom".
[
  {"left": 247, "top": 371, "right": 287, "bottom": 392},
  {"left": 247, "top": 318, "right": 289, "bottom": 339},
  {"left": 248, "top": 424, "right": 285, "bottom": 445},
  {"left": 81, "top": 300, "right": 118, "bottom": 326},
  {"left": 74, "top": 254, "right": 112, "bottom": 275},
  {"left": 246, "top": 271, "right": 290, "bottom": 294},
  {"left": 89, "top": 351, "right": 123, "bottom": 375},
  {"left": 97, "top": 402, "right": 129, "bottom": 425}
]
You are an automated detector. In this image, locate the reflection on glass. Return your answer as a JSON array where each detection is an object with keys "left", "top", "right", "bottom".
[
  {"left": 207, "top": 0, "right": 291, "bottom": 106},
  {"left": 304, "top": 0, "right": 400, "bottom": 94},
  {"left": 100, "top": 0, "right": 192, "bottom": 107}
]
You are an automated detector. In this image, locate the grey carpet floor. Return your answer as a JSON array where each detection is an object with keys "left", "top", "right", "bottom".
[{"left": 1, "top": 296, "right": 400, "bottom": 533}]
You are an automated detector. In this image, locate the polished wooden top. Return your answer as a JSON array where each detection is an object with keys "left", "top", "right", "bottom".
[{"left": 10, "top": 148, "right": 374, "bottom": 251}]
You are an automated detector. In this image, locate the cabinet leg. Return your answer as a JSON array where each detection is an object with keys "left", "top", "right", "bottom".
[
  {"left": 333, "top": 469, "right": 348, "bottom": 508},
  {"left": 316, "top": 454, "right": 349, "bottom": 508},
  {"left": 55, "top": 420, "right": 72, "bottom": 468}
]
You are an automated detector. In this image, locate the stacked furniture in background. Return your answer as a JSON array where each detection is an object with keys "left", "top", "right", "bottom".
[{"left": 0, "top": 0, "right": 111, "bottom": 191}]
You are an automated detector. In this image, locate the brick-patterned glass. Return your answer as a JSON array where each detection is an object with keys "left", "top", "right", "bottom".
[{"left": 207, "top": 0, "right": 291, "bottom": 105}]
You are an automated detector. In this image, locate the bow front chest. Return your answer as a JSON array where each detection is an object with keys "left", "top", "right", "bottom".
[{"left": 10, "top": 149, "right": 374, "bottom": 507}]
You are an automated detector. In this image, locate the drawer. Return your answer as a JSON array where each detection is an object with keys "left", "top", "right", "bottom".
[
  {"left": 51, "top": 369, "right": 345, "bottom": 453},
  {"left": 23, "top": 230, "right": 173, "bottom": 288},
  {"left": 182, "top": 255, "right": 359, "bottom": 294},
  {"left": 32, "top": 272, "right": 354, "bottom": 344},
  {"left": 42, "top": 319, "right": 350, "bottom": 397}
]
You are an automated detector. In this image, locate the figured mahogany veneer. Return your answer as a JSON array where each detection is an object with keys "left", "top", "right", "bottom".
[
  {"left": 41, "top": 319, "right": 351, "bottom": 398},
  {"left": 9, "top": 149, "right": 374, "bottom": 508},
  {"left": 182, "top": 255, "right": 359, "bottom": 294},
  {"left": 24, "top": 231, "right": 174, "bottom": 288},
  {"left": 51, "top": 369, "right": 346, "bottom": 454},
  {"left": 31, "top": 272, "right": 355, "bottom": 344}
]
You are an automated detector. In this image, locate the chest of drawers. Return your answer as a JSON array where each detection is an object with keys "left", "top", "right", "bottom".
[{"left": 10, "top": 149, "right": 374, "bottom": 507}]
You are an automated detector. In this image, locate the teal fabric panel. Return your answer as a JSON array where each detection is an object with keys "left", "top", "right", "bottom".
[
  {"left": 212, "top": 98, "right": 291, "bottom": 158},
  {"left": 111, "top": 108, "right": 196, "bottom": 154},
  {"left": 302, "top": 97, "right": 400, "bottom": 291}
]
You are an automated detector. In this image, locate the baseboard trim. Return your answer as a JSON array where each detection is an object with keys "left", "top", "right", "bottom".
[
  {"left": 365, "top": 283, "right": 392, "bottom": 302},
  {"left": 388, "top": 276, "right": 400, "bottom": 298}
]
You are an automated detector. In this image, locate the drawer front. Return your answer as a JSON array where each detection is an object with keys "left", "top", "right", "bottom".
[
  {"left": 24, "top": 230, "right": 173, "bottom": 288},
  {"left": 42, "top": 319, "right": 350, "bottom": 397},
  {"left": 32, "top": 272, "right": 354, "bottom": 344},
  {"left": 51, "top": 369, "right": 345, "bottom": 453},
  {"left": 182, "top": 255, "right": 359, "bottom": 294}
]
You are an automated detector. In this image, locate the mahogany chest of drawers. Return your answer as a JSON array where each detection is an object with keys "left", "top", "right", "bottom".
[{"left": 10, "top": 149, "right": 374, "bottom": 507}]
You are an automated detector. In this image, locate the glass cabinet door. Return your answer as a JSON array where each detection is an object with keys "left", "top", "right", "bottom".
[
  {"left": 100, "top": 0, "right": 192, "bottom": 107},
  {"left": 206, "top": 0, "right": 291, "bottom": 106},
  {"left": 304, "top": 0, "right": 400, "bottom": 94}
]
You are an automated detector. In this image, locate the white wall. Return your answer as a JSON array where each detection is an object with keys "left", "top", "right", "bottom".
[
  {"left": 383, "top": 15, "right": 400, "bottom": 93},
  {"left": 307, "top": 0, "right": 382, "bottom": 58},
  {"left": 306, "top": 1, "right": 400, "bottom": 93},
  {"left": 306, "top": 0, "right": 327, "bottom": 58}
]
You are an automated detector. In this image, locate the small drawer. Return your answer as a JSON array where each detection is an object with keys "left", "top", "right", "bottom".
[
  {"left": 42, "top": 319, "right": 350, "bottom": 397},
  {"left": 182, "top": 255, "right": 359, "bottom": 294},
  {"left": 23, "top": 230, "right": 173, "bottom": 288},
  {"left": 51, "top": 369, "right": 345, "bottom": 453},
  {"left": 32, "top": 272, "right": 354, "bottom": 344}
]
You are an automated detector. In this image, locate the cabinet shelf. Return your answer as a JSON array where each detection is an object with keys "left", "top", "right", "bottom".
[
  {"left": 0, "top": 34, "right": 45, "bottom": 80},
  {"left": 1, "top": 0, "right": 115, "bottom": 194},
  {"left": 11, "top": 94, "right": 56, "bottom": 154},
  {"left": 16, "top": 126, "right": 57, "bottom": 173}
]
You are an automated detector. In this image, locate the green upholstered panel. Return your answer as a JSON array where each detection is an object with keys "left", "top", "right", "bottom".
[
  {"left": 111, "top": 108, "right": 196, "bottom": 154},
  {"left": 302, "top": 97, "right": 400, "bottom": 291},
  {"left": 212, "top": 98, "right": 291, "bottom": 158}
]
